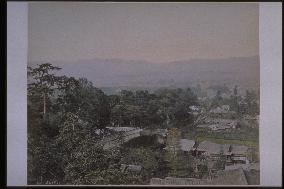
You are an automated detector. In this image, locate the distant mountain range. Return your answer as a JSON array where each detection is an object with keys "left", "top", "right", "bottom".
[{"left": 29, "top": 56, "right": 259, "bottom": 90}]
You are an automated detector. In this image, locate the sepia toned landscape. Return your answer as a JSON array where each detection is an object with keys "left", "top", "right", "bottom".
[{"left": 27, "top": 3, "right": 260, "bottom": 185}]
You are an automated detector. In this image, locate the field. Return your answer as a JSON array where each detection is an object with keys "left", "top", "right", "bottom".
[{"left": 183, "top": 127, "right": 259, "bottom": 148}]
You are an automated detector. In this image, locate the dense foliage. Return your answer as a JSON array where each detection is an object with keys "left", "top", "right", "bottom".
[{"left": 28, "top": 63, "right": 259, "bottom": 185}]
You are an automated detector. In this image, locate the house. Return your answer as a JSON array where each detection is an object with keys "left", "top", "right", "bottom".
[
  {"left": 210, "top": 107, "right": 224, "bottom": 114},
  {"left": 179, "top": 139, "right": 196, "bottom": 155},
  {"left": 210, "top": 106, "right": 229, "bottom": 114},
  {"left": 209, "top": 105, "right": 235, "bottom": 114},
  {"left": 221, "top": 105, "right": 230, "bottom": 111},
  {"left": 230, "top": 145, "right": 250, "bottom": 164},
  {"left": 195, "top": 141, "right": 230, "bottom": 159},
  {"left": 243, "top": 115, "right": 259, "bottom": 128},
  {"left": 189, "top": 105, "right": 200, "bottom": 112},
  {"left": 189, "top": 105, "right": 201, "bottom": 115}
]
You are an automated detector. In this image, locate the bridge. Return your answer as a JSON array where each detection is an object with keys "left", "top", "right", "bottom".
[{"left": 100, "top": 127, "right": 143, "bottom": 150}]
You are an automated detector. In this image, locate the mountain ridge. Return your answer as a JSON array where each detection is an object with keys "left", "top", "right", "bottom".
[{"left": 28, "top": 56, "right": 259, "bottom": 89}]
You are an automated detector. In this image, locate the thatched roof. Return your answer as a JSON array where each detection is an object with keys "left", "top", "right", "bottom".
[
  {"left": 231, "top": 145, "right": 249, "bottom": 154},
  {"left": 179, "top": 139, "right": 196, "bottom": 152},
  {"left": 195, "top": 141, "right": 231, "bottom": 155},
  {"left": 196, "top": 141, "right": 222, "bottom": 154}
]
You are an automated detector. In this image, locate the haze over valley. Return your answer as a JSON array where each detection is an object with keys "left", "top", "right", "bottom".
[{"left": 29, "top": 55, "right": 259, "bottom": 93}]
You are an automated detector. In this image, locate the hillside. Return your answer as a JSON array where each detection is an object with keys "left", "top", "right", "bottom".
[{"left": 29, "top": 56, "right": 259, "bottom": 90}]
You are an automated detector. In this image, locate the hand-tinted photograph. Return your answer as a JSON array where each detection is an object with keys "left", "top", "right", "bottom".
[{"left": 27, "top": 2, "right": 260, "bottom": 185}]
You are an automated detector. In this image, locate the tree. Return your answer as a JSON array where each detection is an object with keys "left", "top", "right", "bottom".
[
  {"left": 83, "top": 169, "right": 143, "bottom": 185},
  {"left": 164, "top": 128, "right": 193, "bottom": 178},
  {"left": 28, "top": 63, "right": 64, "bottom": 184},
  {"left": 57, "top": 77, "right": 111, "bottom": 131},
  {"left": 165, "top": 128, "right": 181, "bottom": 159},
  {"left": 28, "top": 63, "right": 62, "bottom": 115},
  {"left": 123, "top": 147, "right": 159, "bottom": 176},
  {"left": 244, "top": 90, "right": 259, "bottom": 116},
  {"left": 55, "top": 111, "right": 111, "bottom": 184},
  {"left": 233, "top": 85, "right": 238, "bottom": 96},
  {"left": 167, "top": 154, "right": 193, "bottom": 178},
  {"left": 28, "top": 64, "right": 112, "bottom": 184},
  {"left": 108, "top": 94, "right": 120, "bottom": 108}
]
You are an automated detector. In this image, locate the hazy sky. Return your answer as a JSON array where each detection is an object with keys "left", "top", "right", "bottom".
[{"left": 28, "top": 2, "right": 259, "bottom": 63}]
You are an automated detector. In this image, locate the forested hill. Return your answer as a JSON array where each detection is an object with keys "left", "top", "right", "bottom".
[{"left": 29, "top": 56, "right": 259, "bottom": 89}]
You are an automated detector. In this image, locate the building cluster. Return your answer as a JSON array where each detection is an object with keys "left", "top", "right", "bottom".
[
  {"left": 98, "top": 101, "right": 259, "bottom": 185},
  {"left": 151, "top": 138, "right": 259, "bottom": 185},
  {"left": 178, "top": 139, "right": 251, "bottom": 164},
  {"left": 209, "top": 105, "right": 235, "bottom": 114}
]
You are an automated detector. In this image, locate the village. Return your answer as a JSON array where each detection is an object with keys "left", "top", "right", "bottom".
[
  {"left": 96, "top": 93, "right": 260, "bottom": 185},
  {"left": 27, "top": 64, "right": 260, "bottom": 185}
]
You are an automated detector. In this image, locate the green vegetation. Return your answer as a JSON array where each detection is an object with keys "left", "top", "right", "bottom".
[
  {"left": 185, "top": 126, "right": 259, "bottom": 148},
  {"left": 194, "top": 136, "right": 258, "bottom": 148},
  {"left": 28, "top": 63, "right": 259, "bottom": 185}
]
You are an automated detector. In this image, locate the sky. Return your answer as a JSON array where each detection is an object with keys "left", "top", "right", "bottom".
[{"left": 28, "top": 2, "right": 259, "bottom": 63}]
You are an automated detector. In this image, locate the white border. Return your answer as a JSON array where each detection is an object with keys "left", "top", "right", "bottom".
[
  {"left": 259, "top": 2, "right": 282, "bottom": 186},
  {"left": 7, "top": 2, "right": 282, "bottom": 186},
  {"left": 7, "top": 2, "right": 28, "bottom": 186}
]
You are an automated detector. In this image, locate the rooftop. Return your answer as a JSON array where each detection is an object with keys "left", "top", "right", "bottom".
[
  {"left": 179, "top": 139, "right": 196, "bottom": 152},
  {"left": 197, "top": 140, "right": 221, "bottom": 154},
  {"left": 231, "top": 145, "right": 249, "bottom": 154}
]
